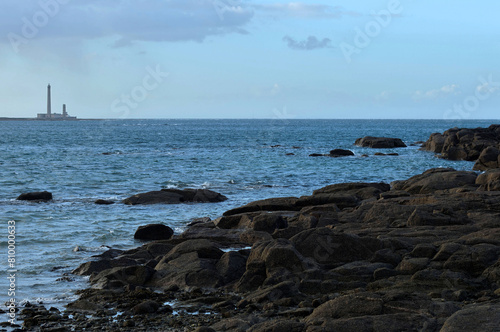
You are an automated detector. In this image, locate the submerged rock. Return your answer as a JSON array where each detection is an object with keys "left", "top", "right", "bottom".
[
  {"left": 329, "top": 149, "right": 355, "bottom": 157},
  {"left": 354, "top": 136, "right": 407, "bottom": 148},
  {"left": 95, "top": 199, "right": 115, "bottom": 205}
]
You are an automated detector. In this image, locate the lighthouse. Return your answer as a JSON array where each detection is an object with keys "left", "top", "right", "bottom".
[
  {"left": 37, "top": 84, "right": 77, "bottom": 120},
  {"left": 47, "top": 84, "right": 52, "bottom": 118}
]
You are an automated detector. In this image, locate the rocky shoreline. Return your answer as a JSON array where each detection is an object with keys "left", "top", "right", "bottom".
[{"left": 12, "top": 126, "right": 500, "bottom": 331}]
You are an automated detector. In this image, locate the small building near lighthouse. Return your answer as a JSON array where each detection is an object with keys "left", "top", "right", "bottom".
[{"left": 37, "top": 84, "right": 77, "bottom": 120}]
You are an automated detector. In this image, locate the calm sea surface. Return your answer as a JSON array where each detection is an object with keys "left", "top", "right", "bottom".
[{"left": 0, "top": 119, "right": 495, "bottom": 313}]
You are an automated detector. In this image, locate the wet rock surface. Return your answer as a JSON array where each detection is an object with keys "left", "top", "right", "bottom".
[{"left": 18, "top": 165, "right": 500, "bottom": 331}]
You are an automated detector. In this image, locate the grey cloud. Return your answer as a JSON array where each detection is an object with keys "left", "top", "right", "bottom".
[
  {"left": 283, "top": 35, "right": 332, "bottom": 50},
  {"left": 1, "top": 0, "right": 254, "bottom": 45}
]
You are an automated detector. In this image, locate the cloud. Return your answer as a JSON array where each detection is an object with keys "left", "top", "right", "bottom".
[
  {"left": 283, "top": 35, "right": 332, "bottom": 50},
  {"left": 413, "top": 84, "right": 461, "bottom": 100},
  {"left": 253, "top": 3, "right": 359, "bottom": 19},
  {"left": 376, "top": 91, "right": 391, "bottom": 101},
  {"left": 1, "top": 0, "right": 254, "bottom": 47},
  {"left": 476, "top": 82, "right": 500, "bottom": 94}
]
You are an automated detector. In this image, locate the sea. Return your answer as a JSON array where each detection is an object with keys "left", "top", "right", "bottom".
[{"left": 0, "top": 119, "right": 496, "bottom": 319}]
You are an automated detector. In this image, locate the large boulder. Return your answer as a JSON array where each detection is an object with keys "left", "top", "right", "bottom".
[
  {"left": 17, "top": 191, "right": 52, "bottom": 201},
  {"left": 440, "top": 304, "right": 500, "bottom": 332},
  {"left": 134, "top": 224, "right": 174, "bottom": 241},
  {"left": 246, "top": 238, "right": 307, "bottom": 273},
  {"left": 124, "top": 188, "right": 227, "bottom": 205},
  {"left": 391, "top": 168, "right": 477, "bottom": 194},
  {"left": 152, "top": 240, "right": 225, "bottom": 290},
  {"left": 476, "top": 169, "right": 500, "bottom": 191},
  {"left": 473, "top": 146, "right": 500, "bottom": 170},
  {"left": 354, "top": 136, "right": 407, "bottom": 148}
]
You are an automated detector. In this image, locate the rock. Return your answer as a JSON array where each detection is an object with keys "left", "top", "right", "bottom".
[
  {"left": 309, "top": 153, "right": 327, "bottom": 157},
  {"left": 306, "top": 313, "right": 435, "bottom": 332},
  {"left": 151, "top": 240, "right": 224, "bottom": 290},
  {"left": 440, "top": 304, "right": 500, "bottom": 332},
  {"left": 94, "top": 199, "right": 114, "bottom": 205},
  {"left": 422, "top": 132, "right": 445, "bottom": 153},
  {"left": 247, "top": 320, "right": 305, "bottom": 332},
  {"left": 193, "top": 328, "right": 216, "bottom": 332},
  {"left": 216, "top": 251, "right": 248, "bottom": 284},
  {"left": 396, "top": 257, "right": 429, "bottom": 274},
  {"left": 251, "top": 213, "right": 288, "bottom": 233},
  {"left": 134, "top": 224, "right": 174, "bottom": 241},
  {"left": 89, "top": 265, "right": 154, "bottom": 289},
  {"left": 223, "top": 197, "right": 299, "bottom": 216},
  {"left": 329, "top": 149, "right": 355, "bottom": 157},
  {"left": 391, "top": 168, "right": 477, "bottom": 194},
  {"left": 159, "top": 239, "right": 223, "bottom": 262},
  {"left": 244, "top": 280, "right": 300, "bottom": 304},
  {"left": 296, "top": 194, "right": 359, "bottom": 210},
  {"left": 124, "top": 188, "right": 227, "bottom": 205},
  {"left": 66, "top": 299, "right": 103, "bottom": 312},
  {"left": 410, "top": 244, "right": 437, "bottom": 258},
  {"left": 354, "top": 136, "right": 407, "bottom": 148},
  {"left": 17, "top": 191, "right": 52, "bottom": 201},
  {"left": 422, "top": 124, "right": 500, "bottom": 162},
  {"left": 132, "top": 300, "right": 160, "bottom": 314},
  {"left": 306, "top": 293, "right": 383, "bottom": 321},
  {"left": 313, "top": 182, "right": 390, "bottom": 197},
  {"left": 407, "top": 207, "right": 470, "bottom": 226},
  {"left": 246, "top": 238, "right": 306, "bottom": 274},
  {"left": 476, "top": 169, "right": 500, "bottom": 191},
  {"left": 187, "top": 217, "right": 211, "bottom": 226},
  {"left": 443, "top": 244, "right": 500, "bottom": 276},
  {"left": 290, "top": 228, "right": 377, "bottom": 266},
  {"left": 60, "top": 165, "right": 500, "bottom": 331},
  {"left": 473, "top": 146, "right": 500, "bottom": 170}
]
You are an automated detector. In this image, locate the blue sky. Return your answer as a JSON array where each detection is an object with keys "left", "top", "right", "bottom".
[{"left": 1, "top": 0, "right": 499, "bottom": 119}]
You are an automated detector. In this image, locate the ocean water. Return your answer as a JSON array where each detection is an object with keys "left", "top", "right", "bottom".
[{"left": 0, "top": 119, "right": 495, "bottom": 314}]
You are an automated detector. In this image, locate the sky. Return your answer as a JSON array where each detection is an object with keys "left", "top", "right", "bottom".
[{"left": 0, "top": 0, "right": 499, "bottom": 119}]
